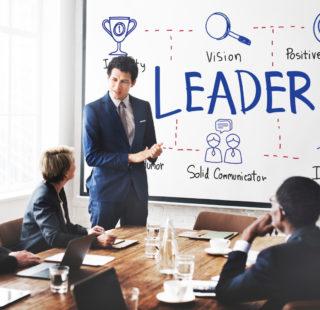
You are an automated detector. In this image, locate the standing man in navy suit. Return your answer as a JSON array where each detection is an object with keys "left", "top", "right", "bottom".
[{"left": 83, "top": 56, "right": 162, "bottom": 229}]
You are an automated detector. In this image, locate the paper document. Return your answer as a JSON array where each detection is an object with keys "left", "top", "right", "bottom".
[
  {"left": 179, "top": 230, "right": 238, "bottom": 240},
  {"left": 45, "top": 253, "right": 115, "bottom": 266}
]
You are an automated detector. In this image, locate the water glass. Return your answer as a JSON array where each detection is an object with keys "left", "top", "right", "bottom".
[
  {"left": 146, "top": 224, "right": 160, "bottom": 239},
  {"left": 174, "top": 254, "right": 195, "bottom": 281},
  {"left": 49, "top": 265, "right": 69, "bottom": 294},
  {"left": 123, "top": 287, "right": 139, "bottom": 310},
  {"left": 145, "top": 237, "right": 160, "bottom": 258}
]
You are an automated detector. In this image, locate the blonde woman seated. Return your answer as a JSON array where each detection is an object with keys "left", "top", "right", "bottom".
[{"left": 19, "top": 146, "right": 116, "bottom": 253}]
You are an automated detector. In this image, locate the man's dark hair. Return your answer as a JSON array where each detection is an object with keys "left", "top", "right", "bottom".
[
  {"left": 276, "top": 176, "right": 320, "bottom": 228},
  {"left": 107, "top": 56, "right": 138, "bottom": 82}
]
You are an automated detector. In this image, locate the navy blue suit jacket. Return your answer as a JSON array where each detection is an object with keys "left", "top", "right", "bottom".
[
  {"left": 216, "top": 226, "right": 320, "bottom": 309},
  {"left": 83, "top": 92, "right": 157, "bottom": 203},
  {"left": 0, "top": 247, "right": 18, "bottom": 274},
  {"left": 19, "top": 182, "right": 88, "bottom": 253}
]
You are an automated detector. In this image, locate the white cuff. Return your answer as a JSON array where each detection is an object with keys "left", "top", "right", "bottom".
[{"left": 233, "top": 239, "right": 251, "bottom": 253}]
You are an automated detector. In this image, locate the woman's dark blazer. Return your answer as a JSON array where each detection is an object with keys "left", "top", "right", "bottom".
[{"left": 19, "top": 182, "right": 87, "bottom": 253}]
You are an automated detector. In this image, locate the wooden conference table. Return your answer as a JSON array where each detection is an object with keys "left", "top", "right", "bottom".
[{"left": 0, "top": 227, "right": 283, "bottom": 309}]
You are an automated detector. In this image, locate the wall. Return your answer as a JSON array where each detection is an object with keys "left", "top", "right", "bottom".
[
  {"left": 0, "top": 0, "right": 266, "bottom": 227},
  {"left": 69, "top": 0, "right": 270, "bottom": 229}
]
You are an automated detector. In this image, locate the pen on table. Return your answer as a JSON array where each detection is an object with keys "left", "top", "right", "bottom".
[{"left": 114, "top": 239, "right": 125, "bottom": 245}]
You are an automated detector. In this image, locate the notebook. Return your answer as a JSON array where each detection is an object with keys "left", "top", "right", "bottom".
[{"left": 179, "top": 230, "right": 238, "bottom": 240}]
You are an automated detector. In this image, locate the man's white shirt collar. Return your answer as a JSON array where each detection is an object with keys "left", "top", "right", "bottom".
[{"left": 111, "top": 95, "right": 130, "bottom": 109}]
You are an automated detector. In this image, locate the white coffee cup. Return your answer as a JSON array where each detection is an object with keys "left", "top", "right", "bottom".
[
  {"left": 163, "top": 280, "right": 188, "bottom": 300},
  {"left": 209, "top": 238, "right": 230, "bottom": 250}
]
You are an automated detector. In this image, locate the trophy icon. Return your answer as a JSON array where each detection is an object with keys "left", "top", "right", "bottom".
[{"left": 102, "top": 16, "right": 137, "bottom": 56}]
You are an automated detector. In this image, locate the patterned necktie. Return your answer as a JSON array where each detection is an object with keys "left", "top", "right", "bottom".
[{"left": 118, "top": 102, "right": 134, "bottom": 144}]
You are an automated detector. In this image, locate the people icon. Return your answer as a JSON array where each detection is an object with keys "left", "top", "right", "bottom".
[
  {"left": 205, "top": 133, "right": 223, "bottom": 163},
  {"left": 224, "top": 133, "right": 242, "bottom": 164}
]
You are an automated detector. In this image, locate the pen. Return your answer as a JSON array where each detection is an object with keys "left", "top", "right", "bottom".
[{"left": 114, "top": 239, "right": 125, "bottom": 245}]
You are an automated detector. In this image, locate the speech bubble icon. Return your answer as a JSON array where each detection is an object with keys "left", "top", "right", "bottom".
[{"left": 215, "top": 119, "right": 233, "bottom": 134}]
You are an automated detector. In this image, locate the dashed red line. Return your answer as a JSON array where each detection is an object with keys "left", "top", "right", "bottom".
[
  {"left": 277, "top": 118, "right": 281, "bottom": 149},
  {"left": 144, "top": 29, "right": 194, "bottom": 32},
  {"left": 271, "top": 28, "right": 275, "bottom": 67},
  {"left": 252, "top": 25, "right": 305, "bottom": 29},
  {"left": 175, "top": 119, "right": 178, "bottom": 145},
  {"left": 169, "top": 35, "right": 173, "bottom": 61},
  {"left": 263, "top": 154, "right": 300, "bottom": 160},
  {"left": 263, "top": 117, "right": 300, "bottom": 160},
  {"left": 163, "top": 146, "right": 200, "bottom": 152},
  {"left": 162, "top": 118, "right": 201, "bottom": 152}
]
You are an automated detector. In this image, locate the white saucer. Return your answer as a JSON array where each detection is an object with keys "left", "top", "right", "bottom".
[
  {"left": 156, "top": 292, "right": 195, "bottom": 304},
  {"left": 205, "top": 247, "right": 232, "bottom": 255}
]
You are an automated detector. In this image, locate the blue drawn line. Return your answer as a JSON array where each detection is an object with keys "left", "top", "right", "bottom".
[
  {"left": 102, "top": 16, "right": 137, "bottom": 56},
  {"left": 313, "top": 13, "right": 320, "bottom": 43},
  {"left": 205, "top": 12, "right": 251, "bottom": 46}
]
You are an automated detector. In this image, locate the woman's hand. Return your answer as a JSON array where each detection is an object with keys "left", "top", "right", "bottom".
[{"left": 88, "top": 225, "right": 105, "bottom": 235}]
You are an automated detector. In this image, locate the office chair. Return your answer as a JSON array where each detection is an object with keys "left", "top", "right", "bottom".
[
  {"left": 193, "top": 211, "right": 256, "bottom": 233},
  {"left": 0, "top": 218, "right": 23, "bottom": 249}
]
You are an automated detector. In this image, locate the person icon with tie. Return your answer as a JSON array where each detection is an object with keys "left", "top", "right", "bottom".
[
  {"left": 205, "top": 133, "right": 223, "bottom": 163},
  {"left": 224, "top": 133, "right": 242, "bottom": 164}
]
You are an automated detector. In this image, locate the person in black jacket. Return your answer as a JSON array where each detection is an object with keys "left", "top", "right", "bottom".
[
  {"left": 215, "top": 176, "right": 320, "bottom": 310},
  {"left": 19, "top": 146, "right": 116, "bottom": 253},
  {"left": 0, "top": 247, "right": 39, "bottom": 274}
]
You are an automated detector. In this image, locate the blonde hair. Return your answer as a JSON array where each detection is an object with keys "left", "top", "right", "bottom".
[{"left": 40, "top": 145, "right": 74, "bottom": 183}]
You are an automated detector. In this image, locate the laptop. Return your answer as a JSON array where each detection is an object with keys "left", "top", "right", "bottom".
[
  {"left": 71, "top": 268, "right": 127, "bottom": 310},
  {"left": 16, "top": 234, "right": 96, "bottom": 281}
]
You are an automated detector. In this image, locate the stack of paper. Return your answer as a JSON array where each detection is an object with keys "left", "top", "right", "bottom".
[
  {"left": 45, "top": 253, "right": 115, "bottom": 266},
  {"left": 179, "top": 230, "right": 238, "bottom": 240}
]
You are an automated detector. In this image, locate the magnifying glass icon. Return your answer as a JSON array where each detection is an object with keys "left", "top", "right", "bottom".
[{"left": 205, "top": 12, "right": 251, "bottom": 46}]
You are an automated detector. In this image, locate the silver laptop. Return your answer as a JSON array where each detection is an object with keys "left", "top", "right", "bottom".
[{"left": 16, "top": 234, "right": 96, "bottom": 281}]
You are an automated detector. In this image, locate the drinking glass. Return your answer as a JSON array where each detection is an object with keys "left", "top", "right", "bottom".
[
  {"left": 174, "top": 254, "right": 195, "bottom": 281},
  {"left": 146, "top": 224, "right": 160, "bottom": 240},
  {"left": 49, "top": 265, "right": 69, "bottom": 294},
  {"left": 144, "top": 237, "right": 160, "bottom": 259},
  {"left": 123, "top": 287, "right": 139, "bottom": 310}
]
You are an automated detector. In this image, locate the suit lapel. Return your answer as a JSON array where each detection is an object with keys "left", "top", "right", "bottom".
[{"left": 130, "top": 96, "right": 142, "bottom": 149}]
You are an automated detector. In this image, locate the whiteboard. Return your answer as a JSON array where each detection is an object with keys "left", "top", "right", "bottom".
[{"left": 81, "top": 0, "right": 320, "bottom": 208}]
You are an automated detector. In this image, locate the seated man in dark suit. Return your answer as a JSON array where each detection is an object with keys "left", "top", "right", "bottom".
[
  {"left": 0, "top": 247, "right": 40, "bottom": 274},
  {"left": 216, "top": 176, "right": 320, "bottom": 310}
]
